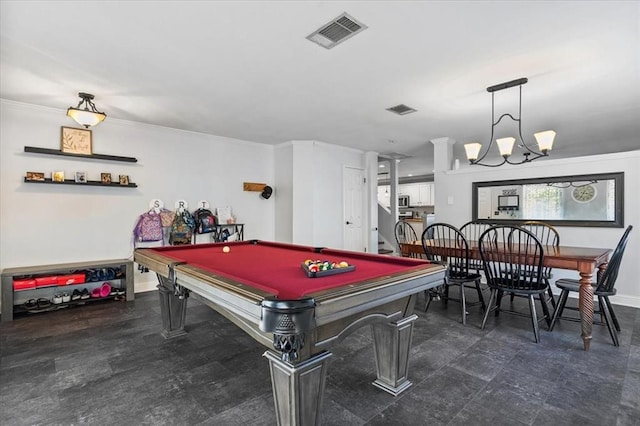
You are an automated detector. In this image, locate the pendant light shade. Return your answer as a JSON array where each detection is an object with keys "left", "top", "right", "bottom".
[{"left": 67, "top": 92, "right": 106, "bottom": 128}]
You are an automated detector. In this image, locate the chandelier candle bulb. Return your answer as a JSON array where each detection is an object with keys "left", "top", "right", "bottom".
[
  {"left": 464, "top": 143, "right": 482, "bottom": 161},
  {"left": 496, "top": 137, "right": 515, "bottom": 157},
  {"left": 534, "top": 130, "right": 556, "bottom": 152}
]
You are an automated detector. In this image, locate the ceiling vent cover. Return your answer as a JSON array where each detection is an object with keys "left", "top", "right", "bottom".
[
  {"left": 306, "top": 13, "right": 367, "bottom": 49},
  {"left": 381, "top": 152, "right": 412, "bottom": 160},
  {"left": 386, "top": 104, "right": 417, "bottom": 115}
]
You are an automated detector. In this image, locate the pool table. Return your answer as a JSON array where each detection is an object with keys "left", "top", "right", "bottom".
[{"left": 134, "top": 240, "right": 446, "bottom": 426}]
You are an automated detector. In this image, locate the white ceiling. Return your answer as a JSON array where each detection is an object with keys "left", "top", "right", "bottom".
[{"left": 1, "top": 1, "right": 638, "bottom": 177}]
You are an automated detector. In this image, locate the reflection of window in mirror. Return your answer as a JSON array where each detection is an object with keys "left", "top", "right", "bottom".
[{"left": 523, "top": 185, "right": 563, "bottom": 220}]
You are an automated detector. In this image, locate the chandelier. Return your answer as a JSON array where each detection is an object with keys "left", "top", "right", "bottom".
[
  {"left": 67, "top": 92, "right": 107, "bottom": 128},
  {"left": 464, "top": 78, "right": 555, "bottom": 167}
]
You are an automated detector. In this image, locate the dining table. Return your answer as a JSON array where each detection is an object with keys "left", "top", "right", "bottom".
[{"left": 400, "top": 240, "right": 612, "bottom": 350}]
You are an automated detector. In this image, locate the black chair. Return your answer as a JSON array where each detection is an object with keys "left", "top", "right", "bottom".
[
  {"left": 394, "top": 220, "right": 419, "bottom": 258},
  {"left": 459, "top": 221, "right": 495, "bottom": 274},
  {"left": 479, "top": 225, "right": 551, "bottom": 343},
  {"left": 550, "top": 225, "right": 633, "bottom": 346},
  {"left": 396, "top": 220, "right": 437, "bottom": 308},
  {"left": 516, "top": 221, "right": 560, "bottom": 308},
  {"left": 422, "top": 223, "right": 485, "bottom": 325}
]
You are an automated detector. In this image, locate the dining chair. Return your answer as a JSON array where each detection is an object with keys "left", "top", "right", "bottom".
[
  {"left": 459, "top": 221, "right": 495, "bottom": 274},
  {"left": 394, "top": 220, "right": 419, "bottom": 258},
  {"left": 422, "top": 223, "right": 485, "bottom": 325},
  {"left": 550, "top": 225, "right": 633, "bottom": 346},
  {"left": 479, "top": 225, "right": 551, "bottom": 343},
  {"left": 396, "top": 220, "right": 438, "bottom": 309},
  {"left": 515, "top": 221, "right": 560, "bottom": 308}
]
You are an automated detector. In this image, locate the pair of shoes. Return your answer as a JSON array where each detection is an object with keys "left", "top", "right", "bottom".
[
  {"left": 71, "top": 289, "right": 82, "bottom": 301},
  {"left": 22, "top": 298, "right": 51, "bottom": 312},
  {"left": 52, "top": 293, "right": 71, "bottom": 304},
  {"left": 23, "top": 299, "right": 38, "bottom": 310},
  {"left": 80, "top": 288, "right": 90, "bottom": 300}
]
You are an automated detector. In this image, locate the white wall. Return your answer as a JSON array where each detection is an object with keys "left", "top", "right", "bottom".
[
  {"left": 434, "top": 150, "right": 640, "bottom": 307},
  {"left": 0, "top": 100, "right": 275, "bottom": 299},
  {"left": 274, "top": 142, "right": 293, "bottom": 242},
  {"left": 286, "top": 140, "right": 368, "bottom": 249}
]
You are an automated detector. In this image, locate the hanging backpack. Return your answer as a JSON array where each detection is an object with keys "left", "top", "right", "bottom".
[
  {"left": 159, "top": 208, "right": 176, "bottom": 228},
  {"left": 193, "top": 208, "right": 217, "bottom": 234},
  {"left": 133, "top": 210, "right": 164, "bottom": 244},
  {"left": 169, "top": 209, "right": 195, "bottom": 245}
]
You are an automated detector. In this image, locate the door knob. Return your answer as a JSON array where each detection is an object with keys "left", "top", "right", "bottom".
[{"left": 346, "top": 221, "right": 352, "bottom": 225}]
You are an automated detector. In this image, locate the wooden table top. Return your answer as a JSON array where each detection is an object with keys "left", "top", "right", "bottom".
[{"left": 400, "top": 240, "right": 612, "bottom": 271}]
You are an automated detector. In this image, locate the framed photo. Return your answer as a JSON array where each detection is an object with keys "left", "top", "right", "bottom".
[
  {"left": 75, "top": 171, "right": 87, "bottom": 183},
  {"left": 101, "top": 173, "right": 112, "bottom": 184},
  {"left": 61, "top": 126, "right": 92, "bottom": 155},
  {"left": 25, "top": 172, "right": 45, "bottom": 181},
  {"left": 52, "top": 171, "right": 65, "bottom": 182},
  {"left": 119, "top": 175, "right": 129, "bottom": 185}
]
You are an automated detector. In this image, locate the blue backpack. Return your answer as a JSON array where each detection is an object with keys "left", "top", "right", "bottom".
[{"left": 193, "top": 208, "right": 217, "bottom": 234}]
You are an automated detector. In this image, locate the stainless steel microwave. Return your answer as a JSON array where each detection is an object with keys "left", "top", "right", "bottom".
[{"left": 398, "top": 195, "right": 410, "bottom": 208}]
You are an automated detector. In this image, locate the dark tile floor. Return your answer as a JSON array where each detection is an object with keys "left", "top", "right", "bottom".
[{"left": 1, "top": 289, "right": 639, "bottom": 425}]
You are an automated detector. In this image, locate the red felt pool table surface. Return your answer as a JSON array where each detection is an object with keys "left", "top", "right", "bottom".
[{"left": 143, "top": 240, "right": 432, "bottom": 300}]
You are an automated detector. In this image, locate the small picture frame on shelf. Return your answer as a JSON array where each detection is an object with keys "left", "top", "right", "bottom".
[
  {"left": 75, "top": 171, "right": 87, "bottom": 183},
  {"left": 101, "top": 173, "right": 112, "bottom": 184},
  {"left": 25, "top": 172, "right": 45, "bottom": 181},
  {"left": 119, "top": 175, "right": 129, "bottom": 185},
  {"left": 61, "top": 126, "right": 92, "bottom": 155},
  {"left": 52, "top": 171, "right": 65, "bottom": 182}
]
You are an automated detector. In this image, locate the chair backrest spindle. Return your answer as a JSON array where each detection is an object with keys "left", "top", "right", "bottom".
[{"left": 597, "top": 225, "right": 633, "bottom": 293}]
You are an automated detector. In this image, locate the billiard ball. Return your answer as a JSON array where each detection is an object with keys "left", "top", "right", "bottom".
[{"left": 223, "top": 246, "right": 230, "bottom": 253}]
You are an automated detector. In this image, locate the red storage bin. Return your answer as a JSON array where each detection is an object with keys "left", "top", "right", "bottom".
[
  {"left": 57, "top": 274, "right": 85, "bottom": 286},
  {"left": 13, "top": 279, "right": 36, "bottom": 291},
  {"left": 35, "top": 276, "right": 58, "bottom": 287}
]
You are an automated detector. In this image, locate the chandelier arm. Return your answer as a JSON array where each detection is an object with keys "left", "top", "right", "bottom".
[
  {"left": 515, "top": 84, "right": 547, "bottom": 157},
  {"left": 86, "top": 99, "right": 98, "bottom": 112},
  {"left": 472, "top": 91, "right": 497, "bottom": 164},
  {"left": 471, "top": 157, "right": 508, "bottom": 167}
]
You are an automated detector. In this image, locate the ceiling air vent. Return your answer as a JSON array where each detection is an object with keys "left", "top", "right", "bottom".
[
  {"left": 306, "top": 13, "right": 367, "bottom": 49},
  {"left": 386, "top": 104, "right": 417, "bottom": 116}
]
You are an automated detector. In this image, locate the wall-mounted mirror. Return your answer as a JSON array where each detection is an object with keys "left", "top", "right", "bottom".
[{"left": 472, "top": 172, "right": 624, "bottom": 227}]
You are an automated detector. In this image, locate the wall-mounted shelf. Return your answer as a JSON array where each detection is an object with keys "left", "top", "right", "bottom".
[
  {"left": 24, "top": 146, "right": 137, "bottom": 163},
  {"left": 24, "top": 177, "right": 137, "bottom": 188}
]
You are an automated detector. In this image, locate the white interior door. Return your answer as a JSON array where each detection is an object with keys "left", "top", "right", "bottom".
[{"left": 343, "top": 166, "right": 365, "bottom": 251}]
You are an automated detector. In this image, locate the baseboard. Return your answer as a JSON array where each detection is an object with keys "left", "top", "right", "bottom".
[{"left": 134, "top": 274, "right": 158, "bottom": 293}]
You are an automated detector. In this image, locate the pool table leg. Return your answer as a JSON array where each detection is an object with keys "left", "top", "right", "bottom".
[
  {"left": 157, "top": 275, "right": 189, "bottom": 339},
  {"left": 371, "top": 314, "right": 418, "bottom": 396},
  {"left": 264, "top": 350, "right": 332, "bottom": 426}
]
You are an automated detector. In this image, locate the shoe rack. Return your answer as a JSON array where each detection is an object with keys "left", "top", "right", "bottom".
[{"left": 1, "top": 259, "right": 134, "bottom": 322}]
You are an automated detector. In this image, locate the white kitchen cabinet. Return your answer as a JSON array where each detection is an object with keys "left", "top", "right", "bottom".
[
  {"left": 380, "top": 182, "right": 435, "bottom": 207},
  {"left": 397, "top": 182, "right": 434, "bottom": 206},
  {"left": 403, "top": 184, "right": 420, "bottom": 205},
  {"left": 418, "top": 183, "right": 434, "bottom": 206}
]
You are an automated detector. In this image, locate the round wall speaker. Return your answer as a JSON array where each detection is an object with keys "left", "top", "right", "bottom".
[{"left": 261, "top": 185, "right": 273, "bottom": 199}]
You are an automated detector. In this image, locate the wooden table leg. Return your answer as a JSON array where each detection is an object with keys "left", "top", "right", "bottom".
[{"left": 578, "top": 267, "right": 594, "bottom": 351}]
